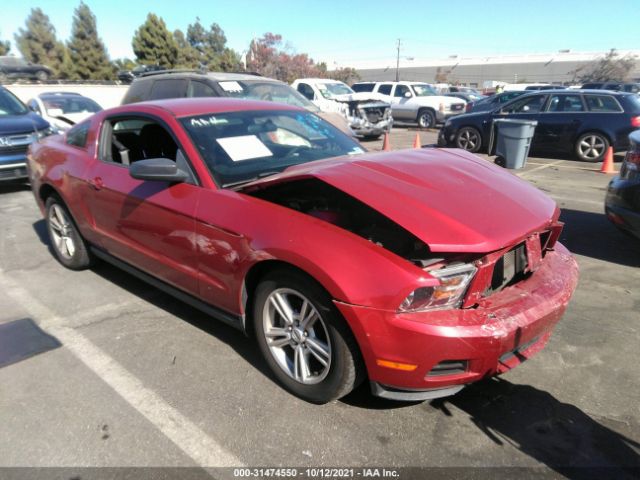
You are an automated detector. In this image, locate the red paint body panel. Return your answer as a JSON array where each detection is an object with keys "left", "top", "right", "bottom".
[
  {"left": 28, "top": 98, "right": 580, "bottom": 395},
  {"left": 335, "top": 243, "right": 578, "bottom": 390},
  {"left": 242, "top": 147, "right": 558, "bottom": 253}
]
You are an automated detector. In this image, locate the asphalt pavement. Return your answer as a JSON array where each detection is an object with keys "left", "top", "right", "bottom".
[{"left": 0, "top": 129, "right": 638, "bottom": 479}]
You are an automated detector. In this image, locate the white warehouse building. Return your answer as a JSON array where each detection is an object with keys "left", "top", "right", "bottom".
[{"left": 348, "top": 50, "right": 640, "bottom": 87}]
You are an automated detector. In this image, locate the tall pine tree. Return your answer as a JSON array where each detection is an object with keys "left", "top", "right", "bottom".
[
  {"left": 132, "top": 14, "right": 177, "bottom": 68},
  {"left": 186, "top": 18, "right": 241, "bottom": 72},
  {"left": 67, "top": 2, "right": 113, "bottom": 80},
  {"left": 0, "top": 30, "right": 10, "bottom": 55},
  {"left": 14, "top": 8, "right": 69, "bottom": 78},
  {"left": 173, "top": 29, "right": 199, "bottom": 69}
]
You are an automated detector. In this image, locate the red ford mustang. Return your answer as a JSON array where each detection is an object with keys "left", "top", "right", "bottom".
[{"left": 28, "top": 98, "right": 578, "bottom": 403}]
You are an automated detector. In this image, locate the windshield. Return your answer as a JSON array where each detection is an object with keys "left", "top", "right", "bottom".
[
  {"left": 216, "top": 80, "right": 318, "bottom": 111},
  {"left": 180, "top": 110, "right": 364, "bottom": 187},
  {"left": 0, "top": 88, "right": 29, "bottom": 116},
  {"left": 411, "top": 84, "right": 437, "bottom": 97},
  {"left": 318, "top": 82, "right": 354, "bottom": 99},
  {"left": 42, "top": 96, "right": 102, "bottom": 115}
]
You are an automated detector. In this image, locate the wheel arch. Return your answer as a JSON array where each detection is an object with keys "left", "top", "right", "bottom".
[{"left": 241, "top": 259, "right": 345, "bottom": 336}]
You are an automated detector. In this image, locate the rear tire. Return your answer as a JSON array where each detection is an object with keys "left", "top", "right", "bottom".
[
  {"left": 575, "top": 132, "right": 609, "bottom": 162},
  {"left": 45, "top": 195, "right": 92, "bottom": 270},
  {"left": 455, "top": 127, "right": 482, "bottom": 152},
  {"left": 253, "top": 268, "right": 364, "bottom": 403},
  {"left": 35, "top": 70, "right": 49, "bottom": 82}
]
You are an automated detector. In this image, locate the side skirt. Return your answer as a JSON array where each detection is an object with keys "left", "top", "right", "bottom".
[{"left": 90, "top": 247, "right": 246, "bottom": 333}]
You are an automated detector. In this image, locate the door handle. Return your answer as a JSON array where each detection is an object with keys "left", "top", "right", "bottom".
[{"left": 90, "top": 177, "right": 103, "bottom": 191}]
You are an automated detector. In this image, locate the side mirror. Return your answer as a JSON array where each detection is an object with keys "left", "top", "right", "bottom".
[
  {"left": 522, "top": 105, "right": 530, "bottom": 112},
  {"left": 129, "top": 158, "right": 188, "bottom": 183},
  {"left": 404, "top": 91, "right": 412, "bottom": 98}
]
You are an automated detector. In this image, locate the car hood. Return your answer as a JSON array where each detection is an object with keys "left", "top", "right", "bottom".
[
  {"left": 331, "top": 92, "right": 390, "bottom": 104},
  {"left": 0, "top": 113, "right": 50, "bottom": 136},
  {"left": 242, "top": 148, "right": 557, "bottom": 253}
]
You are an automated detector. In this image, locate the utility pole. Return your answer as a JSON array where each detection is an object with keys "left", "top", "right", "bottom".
[{"left": 395, "top": 39, "right": 401, "bottom": 82}]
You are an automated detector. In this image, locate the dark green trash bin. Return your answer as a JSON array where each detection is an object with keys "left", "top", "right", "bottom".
[{"left": 493, "top": 119, "right": 538, "bottom": 169}]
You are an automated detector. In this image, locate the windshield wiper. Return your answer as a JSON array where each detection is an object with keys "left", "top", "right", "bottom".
[{"left": 222, "top": 171, "right": 282, "bottom": 189}]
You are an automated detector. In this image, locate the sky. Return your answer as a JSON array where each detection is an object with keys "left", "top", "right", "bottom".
[{"left": 1, "top": 0, "right": 638, "bottom": 68}]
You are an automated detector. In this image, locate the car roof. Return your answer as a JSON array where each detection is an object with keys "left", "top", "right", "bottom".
[
  {"left": 137, "top": 71, "right": 278, "bottom": 83},
  {"left": 120, "top": 97, "right": 304, "bottom": 118},
  {"left": 519, "top": 89, "right": 630, "bottom": 95},
  {"left": 38, "top": 92, "right": 84, "bottom": 98},
  {"left": 296, "top": 78, "right": 344, "bottom": 84}
]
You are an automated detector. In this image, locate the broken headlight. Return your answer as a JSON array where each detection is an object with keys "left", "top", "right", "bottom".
[{"left": 398, "top": 263, "right": 477, "bottom": 312}]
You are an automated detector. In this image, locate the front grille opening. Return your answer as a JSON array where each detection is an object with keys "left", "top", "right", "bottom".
[
  {"left": 427, "top": 360, "right": 468, "bottom": 377},
  {"left": 486, "top": 243, "right": 529, "bottom": 295}
]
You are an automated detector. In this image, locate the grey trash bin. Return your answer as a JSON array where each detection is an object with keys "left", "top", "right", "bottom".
[{"left": 493, "top": 119, "right": 538, "bottom": 169}]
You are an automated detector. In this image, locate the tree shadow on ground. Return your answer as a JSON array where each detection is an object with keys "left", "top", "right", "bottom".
[{"left": 431, "top": 378, "right": 640, "bottom": 480}]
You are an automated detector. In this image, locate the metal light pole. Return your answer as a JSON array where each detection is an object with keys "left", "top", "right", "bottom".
[{"left": 395, "top": 39, "right": 401, "bottom": 81}]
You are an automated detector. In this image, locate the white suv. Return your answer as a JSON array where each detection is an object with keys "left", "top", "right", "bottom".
[{"left": 351, "top": 81, "right": 466, "bottom": 128}]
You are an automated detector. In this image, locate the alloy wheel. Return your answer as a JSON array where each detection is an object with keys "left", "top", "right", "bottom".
[
  {"left": 578, "top": 135, "right": 606, "bottom": 160},
  {"left": 262, "top": 288, "right": 332, "bottom": 385},
  {"left": 457, "top": 129, "right": 479, "bottom": 151},
  {"left": 48, "top": 204, "right": 76, "bottom": 259}
]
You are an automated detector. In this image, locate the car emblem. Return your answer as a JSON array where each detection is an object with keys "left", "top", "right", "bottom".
[{"left": 0, "top": 137, "right": 10, "bottom": 147}]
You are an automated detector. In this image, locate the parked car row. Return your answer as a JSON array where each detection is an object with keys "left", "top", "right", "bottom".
[{"left": 438, "top": 89, "right": 640, "bottom": 162}]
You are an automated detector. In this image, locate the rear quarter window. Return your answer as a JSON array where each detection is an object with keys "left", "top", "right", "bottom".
[
  {"left": 585, "top": 95, "right": 623, "bottom": 112},
  {"left": 122, "top": 79, "right": 150, "bottom": 104}
]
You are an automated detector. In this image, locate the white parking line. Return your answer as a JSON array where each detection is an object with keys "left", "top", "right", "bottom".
[
  {"left": 0, "top": 269, "right": 243, "bottom": 468},
  {"left": 518, "top": 160, "right": 565, "bottom": 177}
]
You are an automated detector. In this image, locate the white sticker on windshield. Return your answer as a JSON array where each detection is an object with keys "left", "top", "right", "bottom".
[
  {"left": 218, "top": 81, "right": 244, "bottom": 92},
  {"left": 347, "top": 147, "right": 365, "bottom": 155},
  {"left": 216, "top": 135, "right": 273, "bottom": 161}
]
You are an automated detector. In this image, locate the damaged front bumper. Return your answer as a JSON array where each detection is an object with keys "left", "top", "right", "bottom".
[
  {"left": 339, "top": 100, "right": 393, "bottom": 138},
  {"left": 334, "top": 243, "right": 579, "bottom": 401}
]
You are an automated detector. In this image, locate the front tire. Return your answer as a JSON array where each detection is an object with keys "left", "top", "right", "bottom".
[
  {"left": 417, "top": 109, "right": 436, "bottom": 129},
  {"left": 575, "top": 132, "right": 609, "bottom": 162},
  {"left": 35, "top": 70, "right": 49, "bottom": 82},
  {"left": 253, "top": 269, "right": 364, "bottom": 403},
  {"left": 455, "top": 126, "right": 482, "bottom": 152},
  {"left": 45, "top": 195, "right": 92, "bottom": 270}
]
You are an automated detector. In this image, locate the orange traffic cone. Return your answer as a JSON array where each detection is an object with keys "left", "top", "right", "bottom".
[
  {"left": 413, "top": 132, "right": 421, "bottom": 149},
  {"left": 600, "top": 147, "right": 616, "bottom": 174},
  {"left": 382, "top": 132, "right": 391, "bottom": 151}
]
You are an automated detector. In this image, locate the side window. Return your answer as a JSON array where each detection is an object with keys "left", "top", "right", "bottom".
[
  {"left": 377, "top": 84, "right": 393, "bottom": 95},
  {"left": 394, "top": 85, "right": 410, "bottom": 97},
  {"left": 149, "top": 79, "right": 188, "bottom": 100},
  {"left": 188, "top": 80, "right": 216, "bottom": 98},
  {"left": 66, "top": 122, "right": 90, "bottom": 148},
  {"left": 547, "top": 95, "right": 584, "bottom": 112},
  {"left": 351, "top": 83, "right": 374, "bottom": 92},
  {"left": 296, "top": 83, "right": 315, "bottom": 100},
  {"left": 504, "top": 95, "right": 546, "bottom": 114},
  {"left": 99, "top": 116, "right": 192, "bottom": 181},
  {"left": 625, "top": 84, "right": 640, "bottom": 94},
  {"left": 585, "top": 95, "right": 623, "bottom": 112}
]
